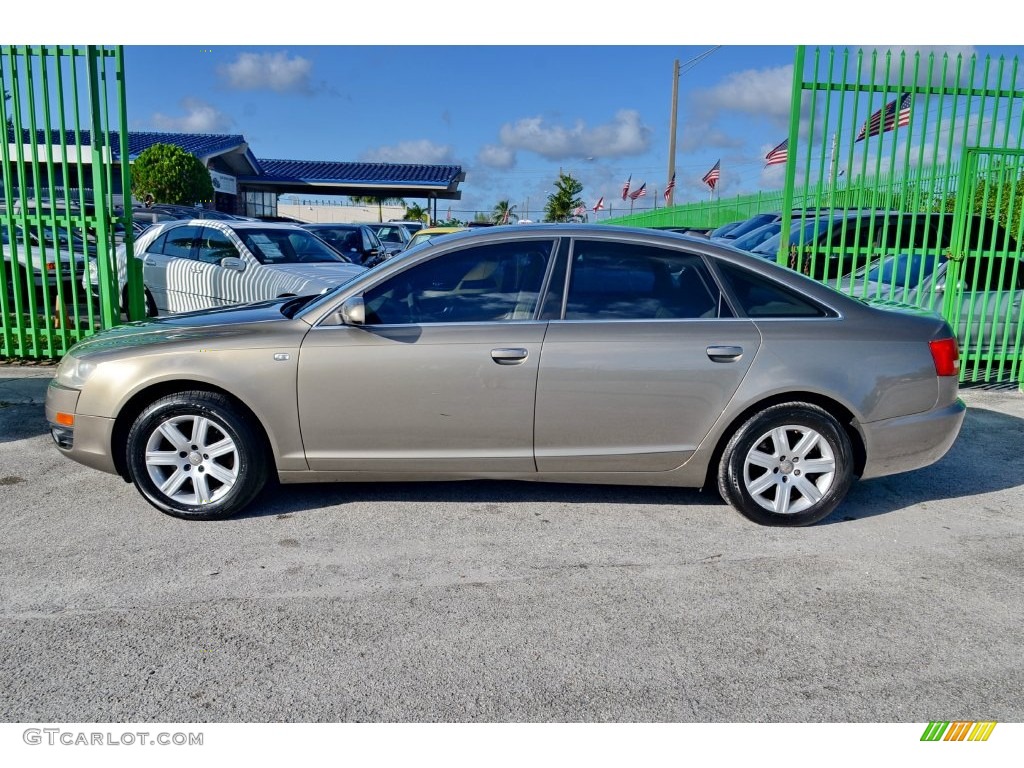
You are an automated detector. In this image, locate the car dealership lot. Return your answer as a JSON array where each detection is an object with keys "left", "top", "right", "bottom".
[{"left": 1, "top": 366, "right": 1022, "bottom": 722}]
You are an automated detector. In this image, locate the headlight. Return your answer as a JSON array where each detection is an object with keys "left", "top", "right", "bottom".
[{"left": 54, "top": 355, "right": 98, "bottom": 388}]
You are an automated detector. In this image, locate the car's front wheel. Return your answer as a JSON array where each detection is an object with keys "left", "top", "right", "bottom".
[
  {"left": 126, "top": 391, "right": 268, "bottom": 519},
  {"left": 717, "top": 403, "right": 854, "bottom": 527}
]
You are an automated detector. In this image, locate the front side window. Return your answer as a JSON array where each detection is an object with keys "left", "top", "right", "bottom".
[
  {"left": 151, "top": 225, "right": 201, "bottom": 259},
  {"left": 564, "top": 241, "right": 728, "bottom": 320},
  {"left": 363, "top": 240, "right": 555, "bottom": 324},
  {"left": 196, "top": 227, "right": 240, "bottom": 264}
]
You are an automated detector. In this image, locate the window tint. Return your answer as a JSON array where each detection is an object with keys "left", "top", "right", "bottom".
[
  {"left": 196, "top": 228, "right": 240, "bottom": 264},
  {"left": 153, "top": 226, "right": 200, "bottom": 259},
  {"left": 363, "top": 240, "right": 555, "bottom": 324},
  {"left": 564, "top": 241, "right": 728, "bottom": 320},
  {"left": 717, "top": 262, "right": 828, "bottom": 318},
  {"left": 962, "top": 255, "right": 1024, "bottom": 291}
]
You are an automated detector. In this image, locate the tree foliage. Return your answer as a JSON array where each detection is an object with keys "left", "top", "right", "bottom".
[
  {"left": 544, "top": 172, "right": 584, "bottom": 222},
  {"left": 131, "top": 143, "right": 214, "bottom": 206},
  {"left": 492, "top": 199, "right": 518, "bottom": 225},
  {"left": 935, "top": 166, "right": 1024, "bottom": 235},
  {"left": 404, "top": 202, "right": 429, "bottom": 223}
]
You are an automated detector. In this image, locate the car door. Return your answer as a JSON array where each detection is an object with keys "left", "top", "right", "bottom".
[
  {"left": 533, "top": 238, "right": 761, "bottom": 473},
  {"left": 193, "top": 225, "right": 249, "bottom": 307},
  {"left": 140, "top": 224, "right": 203, "bottom": 313},
  {"left": 297, "top": 238, "right": 557, "bottom": 472}
]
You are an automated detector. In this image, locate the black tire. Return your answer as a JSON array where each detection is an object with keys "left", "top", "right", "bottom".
[
  {"left": 717, "top": 402, "right": 853, "bottom": 527},
  {"left": 125, "top": 391, "right": 268, "bottom": 520}
]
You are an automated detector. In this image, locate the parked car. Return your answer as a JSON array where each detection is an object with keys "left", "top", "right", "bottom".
[
  {"left": 707, "top": 220, "right": 746, "bottom": 239},
  {"left": 2, "top": 222, "right": 88, "bottom": 300},
  {"left": 300, "top": 223, "right": 387, "bottom": 266},
  {"left": 48, "top": 224, "right": 965, "bottom": 527},
  {"left": 390, "top": 219, "right": 425, "bottom": 234},
  {"left": 404, "top": 226, "right": 468, "bottom": 249},
  {"left": 366, "top": 222, "right": 412, "bottom": 258},
  {"left": 840, "top": 214, "right": 1022, "bottom": 356},
  {"left": 87, "top": 220, "right": 366, "bottom": 316}
]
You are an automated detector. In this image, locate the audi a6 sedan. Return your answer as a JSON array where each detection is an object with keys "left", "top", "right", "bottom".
[{"left": 47, "top": 225, "right": 966, "bottom": 527}]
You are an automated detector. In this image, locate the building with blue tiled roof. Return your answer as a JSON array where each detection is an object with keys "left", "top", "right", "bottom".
[{"left": 4, "top": 128, "right": 464, "bottom": 219}]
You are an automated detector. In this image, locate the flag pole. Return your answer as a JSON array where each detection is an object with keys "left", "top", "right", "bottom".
[{"left": 667, "top": 58, "right": 679, "bottom": 208}]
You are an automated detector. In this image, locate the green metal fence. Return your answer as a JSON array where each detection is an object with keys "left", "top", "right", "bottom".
[
  {"left": 613, "top": 47, "right": 1024, "bottom": 387},
  {"left": 0, "top": 45, "right": 133, "bottom": 360}
]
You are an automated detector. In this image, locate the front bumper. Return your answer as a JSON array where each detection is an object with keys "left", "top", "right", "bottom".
[
  {"left": 45, "top": 380, "right": 119, "bottom": 475},
  {"left": 859, "top": 397, "right": 967, "bottom": 479}
]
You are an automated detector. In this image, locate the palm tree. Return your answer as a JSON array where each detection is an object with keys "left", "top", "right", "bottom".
[
  {"left": 544, "top": 172, "right": 584, "bottom": 223},
  {"left": 492, "top": 199, "right": 518, "bottom": 225},
  {"left": 404, "top": 202, "right": 429, "bottom": 224}
]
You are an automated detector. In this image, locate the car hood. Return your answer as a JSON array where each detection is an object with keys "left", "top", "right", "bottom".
[
  {"left": 66, "top": 300, "right": 298, "bottom": 358},
  {"left": 262, "top": 262, "right": 365, "bottom": 285}
]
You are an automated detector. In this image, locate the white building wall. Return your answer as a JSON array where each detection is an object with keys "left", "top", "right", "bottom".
[{"left": 278, "top": 202, "right": 408, "bottom": 223}]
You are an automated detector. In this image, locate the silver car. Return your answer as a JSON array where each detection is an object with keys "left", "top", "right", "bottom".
[
  {"left": 46, "top": 224, "right": 966, "bottom": 527},
  {"left": 89, "top": 220, "right": 366, "bottom": 315}
]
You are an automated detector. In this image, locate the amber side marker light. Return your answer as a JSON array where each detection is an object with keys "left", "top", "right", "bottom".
[
  {"left": 55, "top": 412, "right": 75, "bottom": 426},
  {"left": 929, "top": 338, "right": 961, "bottom": 377}
]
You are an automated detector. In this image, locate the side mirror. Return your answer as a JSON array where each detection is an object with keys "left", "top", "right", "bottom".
[
  {"left": 340, "top": 295, "right": 365, "bottom": 326},
  {"left": 220, "top": 256, "right": 245, "bottom": 271}
]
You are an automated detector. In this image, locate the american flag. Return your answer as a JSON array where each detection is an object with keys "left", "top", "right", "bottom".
[
  {"left": 621, "top": 175, "right": 631, "bottom": 201},
  {"left": 856, "top": 93, "right": 912, "bottom": 142},
  {"left": 765, "top": 139, "right": 788, "bottom": 167},
  {"left": 629, "top": 182, "right": 646, "bottom": 201},
  {"left": 701, "top": 161, "right": 720, "bottom": 190},
  {"left": 592, "top": 196, "right": 605, "bottom": 212},
  {"left": 572, "top": 204, "right": 586, "bottom": 217},
  {"left": 663, "top": 173, "right": 676, "bottom": 201}
]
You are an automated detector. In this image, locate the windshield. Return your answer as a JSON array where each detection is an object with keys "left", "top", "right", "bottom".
[
  {"left": 730, "top": 222, "right": 783, "bottom": 251},
  {"left": 709, "top": 221, "right": 742, "bottom": 239},
  {"left": 860, "top": 252, "right": 942, "bottom": 287},
  {"left": 751, "top": 218, "right": 840, "bottom": 256},
  {"left": 721, "top": 214, "right": 778, "bottom": 240},
  {"left": 239, "top": 228, "right": 352, "bottom": 264}
]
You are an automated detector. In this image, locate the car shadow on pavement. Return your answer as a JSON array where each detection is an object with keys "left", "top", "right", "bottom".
[
  {"left": 240, "top": 479, "right": 715, "bottom": 521},
  {"left": 239, "top": 404, "right": 1024, "bottom": 526},
  {"left": 819, "top": 404, "right": 1024, "bottom": 524},
  {"left": 0, "top": 402, "right": 51, "bottom": 443}
]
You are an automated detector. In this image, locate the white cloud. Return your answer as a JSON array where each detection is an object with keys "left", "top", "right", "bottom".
[
  {"left": 218, "top": 52, "right": 313, "bottom": 94},
  {"left": 150, "top": 98, "right": 233, "bottom": 133},
  {"left": 360, "top": 139, "right": 455, "bottom": 164},
  {"left": 695, "top": 65, "right": 795, "bottom": 124},
  {"left": 477, "top": 144, "right": 516, "bottom": 169},
  {"left": 497, "top": 109, "right": 651, "bottom": 161}
]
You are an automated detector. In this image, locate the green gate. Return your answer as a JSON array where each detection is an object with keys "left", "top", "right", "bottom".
[
  {"left": 946, "top": 148, "right": 1024, "bottom": 383},
  {"left": 779, "top": 46, "right": 1024, "bottom": 387},
  {"left": 0, "top": 45, "right": 135, "bottom": 360}
]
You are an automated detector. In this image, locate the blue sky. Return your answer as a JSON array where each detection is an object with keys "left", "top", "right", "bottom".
[{"left": 15, "top": 4, "right": 1023, "bottom": 220}]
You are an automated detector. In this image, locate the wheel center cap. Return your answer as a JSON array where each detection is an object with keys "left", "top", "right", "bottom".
[
  {"left": 188, "top": 451, "right": 203, "bottom": 466},
  {"left": 779, "top": 460, "right": 794, "bottom": 474}
]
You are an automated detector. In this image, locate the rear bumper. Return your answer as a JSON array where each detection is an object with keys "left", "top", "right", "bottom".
[{"left": 859, "top": 397, "right": 967, "bottom": 479}]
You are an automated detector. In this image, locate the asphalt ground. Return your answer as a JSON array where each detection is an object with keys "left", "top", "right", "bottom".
[{"left": 0, "top": 364, "right": 1022, "bottom": 723}]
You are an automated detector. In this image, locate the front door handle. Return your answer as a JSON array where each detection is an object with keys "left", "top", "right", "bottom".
[
  {"left": 707, "top": 345, "right": 743, "bottom": 362},
  {"left": 491, "top": 347, "right": 528, "bottom": 365}
]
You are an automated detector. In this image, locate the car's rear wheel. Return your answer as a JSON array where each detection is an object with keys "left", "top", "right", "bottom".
[
  {"left": 718, "top": 403, "right": 853, "bottom": 527},
  {"left": 126, "top": 391, "right": 267, "bottom": 520}
]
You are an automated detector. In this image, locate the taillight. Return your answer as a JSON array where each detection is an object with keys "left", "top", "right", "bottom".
[{"left": 929, "top": 337, "right": 960, "bottom": 377}]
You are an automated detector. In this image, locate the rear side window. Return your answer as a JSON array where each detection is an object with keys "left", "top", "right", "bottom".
[
  {"left": 717, "top": 262, "right": 829, "bottom": 318},
  {"left": 564, "top": 241, "right": 729, "bottom": 320}
]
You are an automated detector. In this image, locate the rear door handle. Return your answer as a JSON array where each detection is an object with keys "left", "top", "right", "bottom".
[
  {"left": 491, "top": 347, "right": 528, "bottom": 365},
  {"left": 707, "top": 345, "right": 743, "bottom": 362}
]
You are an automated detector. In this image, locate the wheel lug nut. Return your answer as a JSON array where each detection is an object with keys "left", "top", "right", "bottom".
[
  {"left": 203, "top": 454, "right": 209, "bottom": 459},
  {"left": 794, "top": 470, "right": 801, "bottom": 476}
]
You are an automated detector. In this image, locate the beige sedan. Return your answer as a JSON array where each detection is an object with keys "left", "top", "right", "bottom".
[{"left": 46, "top": 225, "right": 966, "bottom": 526}]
